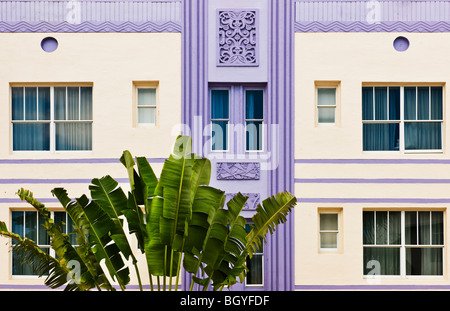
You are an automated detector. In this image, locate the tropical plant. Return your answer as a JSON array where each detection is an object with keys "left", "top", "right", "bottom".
[{"left": 0, "top": 135, "right": 296, "bottom": 291}]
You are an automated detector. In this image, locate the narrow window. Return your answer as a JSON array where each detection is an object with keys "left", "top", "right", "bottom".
[
  {"left": 137, "top": 88, "right": 157, "bottom": 126},
  {"left": 210, "top": 89, "right": 229, "bottom": 151},
  {"left": 319, "top": 213, "right": 339, "bottom": 250},
  {"left": 245, "top": 223, "right": 264, "bottom": 286},
  {"left": 317, "top": 87, "right": 337, "bottom": 124},
  {"left": 245, "top": 90, "right": 264, "bottom": 151}
]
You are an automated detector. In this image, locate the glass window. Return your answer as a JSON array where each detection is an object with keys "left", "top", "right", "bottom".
[
  {"left": 319, "top": 213, "right": 339, "bottom": 250},
  {"left": 362, "top": 86, "right": 443, "bottom": 152},
  {"left": 317, "top": 88, "right": 337, "bottom": 124},
  {"left": 210, "top": 89, "right": 229, "bottom": 151},
  {"left": 245, "top": 90, "right": 264, "bottom": 151},
  {"left": 137, "top": 88, "right": 157, "bottom": 125},
  {"left": 363, "top": 210, "right": 443, "bottom": 277},
  {"left": 12, "top": 86, "right": 93, "bottom": 152},
  {"left": 245, "top": 223, "right": 263, "bottom": 286},
  {"left": 11, "top": 211, "right": 77, "bottom": 276}
]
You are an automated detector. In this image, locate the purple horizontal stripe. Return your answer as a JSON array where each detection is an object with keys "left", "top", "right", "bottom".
[
  {"left": 295, "top": 178, "right": 450, "bottom": 184},
  {"left": 295, "top": 21, "right": 450, "bottom": 33},
  {"left": 295, "top": 285, "right": 450, "bottom": 290},
  {"left": 0, "top": 178, "right": 129, "bottom": 184},
  {"left": 298, "top": 198, "right": 450, "bottom": 204},
  {"left": 295, "top": 159, "right": 450, "bottom": 164},
  {"left": 0, "top": 158, "right": 166, "bottom": 164}
]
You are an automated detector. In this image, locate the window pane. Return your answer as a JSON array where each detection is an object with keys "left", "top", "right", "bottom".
[
  {"left": 246, "top": 254, "right": 263, "bottom": 285},
  {"left": 320, "top": 214, "right": 338, "bottom": 231},
  {"left": 11, "top": 212, "right": 24, "bottom": 238},
  {"left": 67, "top": 87, "right": 80, "bottom": 120},
  {"left": 246, "top": 121, "right": 263, "bottom": 151},
  {"left": 38, "top": 213, "right": 49, "bottom": 245},
  {"left": 54, "top": 212, "right": 66, "bottom": 233},
  {"left": 318, "top": 107, "right": 335, "bottom": 123},
  {"left": 405, "top": 211, "right": 417, "bottom": 245},
  {"left": 212, "top": 121, "right": 227, "bottom": 151},
  {"left": 211, "top": 90, "right": 229, "bottom": 119},
  {"left": 363, "top": 123, "right": 399, "bottom": 151},
  {"left": 318, "top": 88, "right": 336, "bottom": 106},
  {"left": 432, "top": 212, "right": 444, "bottom": 245},
  {"left": 418, "top": 211, "right": 430, "bottom": 245},
  {"left": 138, "top": 88, "right": 156, "bottom": 107},
  {"left": 54, "top": 87, "right": 66, "bottom": 120},
  {"left": 404, "top": 87, "right": 416, "bottom": 120},
  {"left": 363, "top": 247, "right": 400, "bottom": 275},
  {"left": 374, "top": 87, "right": 387, "bottom": 120},
  {"left": 389, "top": 211, "right": 401, "bottom": 245},
  {"left": 417, "top": 87, "right": 430, "bottom": 120},
  {"left": 13, "top": 123, "right": 50, "bottom": 151},
  {"left": 320, "top": 232, "right": 337, "bottom": 249},
  {"left": 431, "top": 87, "right": 443, "bottom": 120},
  {"left": 138, "top": 107, "right": 156, "bottom": 125},
  {"left": 404, "top": 122, "right": 441, "bottom": 150},
  {"left": 406, "top": 248, "right": 443, "bottom": 275},
  {"left": 55, "top": 123, "right": 92, "bottom": 151},
  {"left": 246, "top": 90, "right": 264, "bottom": 119},
  {"left": 389, "top": 87, "right": 400, "bottom": 120},
  {"left": 25, "top": 87, "right": 37, "bottom": 121},
  {"left": 38, "top": 87, "right": 51, "bottom": 120},
  {"left": 25, "top": 211, "right": 37, "bottom": 241},
  {"left": 363, "top": 211, "right": 374, "bottom": 245},
  {"left": 362, "top": 87, "right": 374, "bottom": 120},
  {"left": 12, "top": 87, "right": 24, "bottom": 120},
  {"left": 376, "top": 211, "right": 387, "bottom": 245},
  {"left": 80, "top": 87, "right": 93, "bottom": 120},
  {"left": 67, "top": 216, "right": 78, "bottom": 245}
]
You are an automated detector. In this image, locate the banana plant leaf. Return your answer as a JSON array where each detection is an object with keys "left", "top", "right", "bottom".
[{"left": 52, "top": 188, "right": 130, "bottom": 290}]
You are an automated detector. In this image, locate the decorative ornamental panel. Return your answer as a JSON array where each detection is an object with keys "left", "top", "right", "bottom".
[
  {"left": 226, "top": 193, "right": 260, "bottom": 210},
  {"left": 217, "top": 9, "right": 258, "bottom": 67},
  {"left": 216, "top": 162, "right": 260, "bottom": 180}
]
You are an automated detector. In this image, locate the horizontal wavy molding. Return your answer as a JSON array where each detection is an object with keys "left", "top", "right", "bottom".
[
  {"left": 0, "top": 0, "right": 182, "bottom": 32},
  {"left": 295, "top": 0, "right": 450, "bottom": 32},
  {"left": 295, "top": 21, "right": 450, "bottom": 32}
]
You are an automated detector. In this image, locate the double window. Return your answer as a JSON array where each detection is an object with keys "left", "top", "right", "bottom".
[
  {"left": 210, "top": 85, "right": 265, "bottom": 152},
  {"left": 11, "top": 86, "right": 93, "bottom": 152},
  {"left": 362, "top": 85, "right": 443, "bottom": 152},
  {"left": 363, "top": 210, "right": 444, "bottom": 277},
  {"left": 11, "top": 211, "right": 76, "bottom": 276}
]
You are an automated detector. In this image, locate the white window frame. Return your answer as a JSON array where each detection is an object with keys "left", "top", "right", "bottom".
[
  {"left": 244, "top": 88, "right": 265, "bottom": 153},
  {"left": 315, "top": 81, "right": 340, "bottom": 127},
  {"left": 11, "top": 85, "right": 93, "bottom": 154},
  {"left": 362, "top": 84, "right": 444, "bottom": 154},
  {"left": 363, "top": 210, "right": 445, "bottom": 279},
  {"left": 244, "top": 222, "right": 264, "bottom": 287},
  {"left": 136, "top": 86, "right": 158, "bottom": 127},
  {"left": 209, "top": 87, "right": 230, "bottom": 152},
  {"left": 319, "top": 212, "right": 339, "bottom": 252},
  {"left": 10, "top": 210, "right": 76, "bottom": 278}
]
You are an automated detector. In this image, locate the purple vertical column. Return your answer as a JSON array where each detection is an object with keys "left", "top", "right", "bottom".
[
  {"left": 267, "top": 0, "right": 295, "bottom": 291},
  {"left": 182, "top": 0, "right": 208, "bottom": 156},
  {"left": 181, "top": 0, "right": 208, "bottom": 291}
]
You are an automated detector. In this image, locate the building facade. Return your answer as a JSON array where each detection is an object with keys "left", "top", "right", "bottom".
[{"left": 1, "top": 0, "right": 450, "bottom": 291}]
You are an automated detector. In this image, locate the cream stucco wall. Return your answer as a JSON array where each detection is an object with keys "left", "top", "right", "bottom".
[
  {"left": 295, "top": 32, "right": 450, "bottom": 287},
  {"left": 0, "top": 32, "right": 181, "bottom": 288}
]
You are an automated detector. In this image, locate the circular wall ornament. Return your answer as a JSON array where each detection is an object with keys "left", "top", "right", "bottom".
[
  {"left": 393, "top": 36, "right": 409, "bottom": 52},
  {"left": 41, "top": 37, "right": 58, "bottom": 53}
]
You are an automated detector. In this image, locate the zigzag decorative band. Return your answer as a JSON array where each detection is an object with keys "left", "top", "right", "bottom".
[
  {"left": 295, "top": 21, "right": 450, "bottom": 33},
  {"left": 0, "top": 20, "right": 182, "bottom": 33}
]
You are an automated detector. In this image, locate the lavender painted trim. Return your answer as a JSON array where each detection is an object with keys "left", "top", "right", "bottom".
[
  {"left": 298, "top": 198, "right": 450, "bottom": 204},
  {"left": 295, "top": 178, "right": 450, "bottom": 184},
  {"left": 295, "top": 159, "right": 450, "bottom": 164},
  {"left": 0, "top": 198, "right": 60, "bottom": 204},
  {"left": 0, "top": 158, "right": 166, "bottom": 164},
  {"left": 295, "top": 285, "right": 450, "bottom": 290},
  {"left": 0, "top": 21, "right": 181, "bottom": 33},
  {"left": 295, "top": 21, "right": 450, "bottom": 33},
  {"left": 0, "top": 178, "right": 129, "bottom": 184}
]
